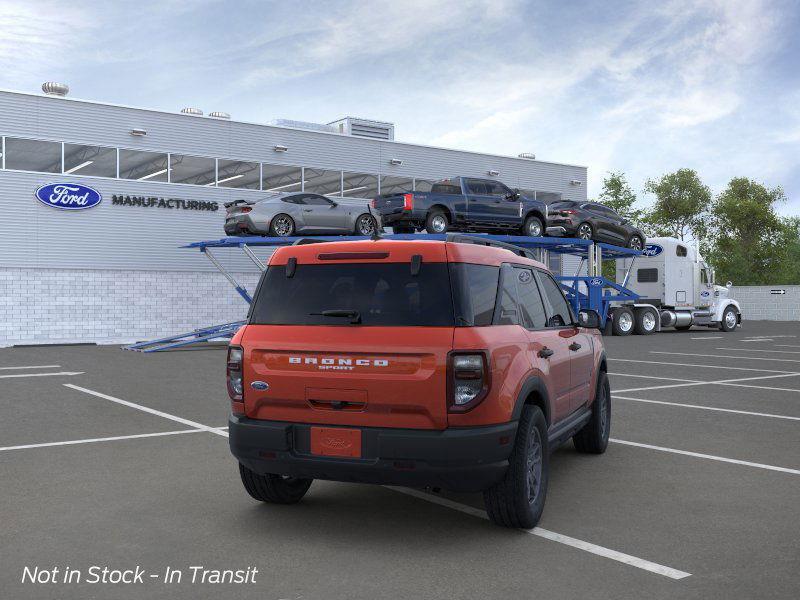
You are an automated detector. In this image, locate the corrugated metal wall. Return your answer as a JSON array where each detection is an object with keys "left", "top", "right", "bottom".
[{"left": 0, "top": 90, "right": 587, "bottom": 273}]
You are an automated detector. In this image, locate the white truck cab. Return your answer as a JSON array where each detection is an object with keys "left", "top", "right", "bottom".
[{"left": 612, "top": 237, "right": 742, "bottom": 335}]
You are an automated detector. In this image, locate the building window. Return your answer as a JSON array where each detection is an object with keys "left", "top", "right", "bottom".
[
  {"left": 304, "top": 168, "right": 342, "bottom": 196},
  {"left": 169, "top": 154, "right": 216, "bottom": 186},
  {"left": 414, "top": 178, "right": 436, "bottom": 192},
  {"left": 4, "top": 138, "right": 61, "bottom": 173},
  {"left": 379, "top": 175, "right": 413, "bottom": 195},
  {"left": 341, "top": 172, "right": 378, "bottom": 198},
  {"left": 262, "top": 163, "right": 302, "bottom": 193},
  {"left": 63, "top": 144, "right": 117, "bottom": 177},
  {"left": 119, "top": 149, "right": 169, "bottom": 182},
  {"left": 217, "top": 159, "right": 260, "bottom": 189}
]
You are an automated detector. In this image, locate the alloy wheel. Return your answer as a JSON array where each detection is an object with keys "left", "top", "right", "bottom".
[
  {"left": 725, "top": 310, "right": 737, "bottom": 329},
  {"left": 527, "top": 220, "right": 543, "bottom": 236},
  {"left": 431, "top": 215, "right": 448, "bottom": 233},
  {"left": 577, "top": 224, "right": 592, "bottom": 239},
  {"left": 357, "top": 215, "right": 376, "bottom": 236},
  {"left": 273, "top": 216, "right": 293, "bottom": 236},
  {"left": 526, "top": 427, "right": 543, "bottom": 504},
  {"left": 629, "top": 236, "right": 643, "bottom": 250},
  {"left": 618, "top": 311, "right": 633, "bottom": 332}
]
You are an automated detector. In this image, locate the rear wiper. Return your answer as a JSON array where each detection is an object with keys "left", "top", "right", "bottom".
[{"left": 310, "top": 309, "right": 362, "bottom": 325}]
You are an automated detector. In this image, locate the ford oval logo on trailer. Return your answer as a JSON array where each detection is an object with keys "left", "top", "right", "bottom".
[
  {"left": 35, "top": 183, "right": 102, "bottom": 210},
  {"left": 641, "top": 244, "right": 663, "bottom": 257},
  {"left": 588, "top": 278, "right": 603, "bottom": 287}
]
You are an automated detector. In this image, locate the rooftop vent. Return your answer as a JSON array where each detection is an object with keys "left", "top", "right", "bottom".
[
  {"left": 180, "top": 107, "right": 203, "bottom": 116},
  {"left": 329, "top": 117, "right": 394, "bottom": 141},
  {"left": 269, "top": 119, "right": 337, "bottom": 134},
  {"left": 42, "top": 82, "right": 69, "bottom": 97},
  {"left": 209, "top": 111, "right": 230, "bottom": 119},
  {"left": 518, "top": 152, "right": 536, "bottom": 160}
]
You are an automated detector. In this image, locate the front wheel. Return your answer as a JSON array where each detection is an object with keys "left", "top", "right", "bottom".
[
  {"left": 269, "top": 214, "right": 295, "bottom": 237},
  {"left": 612, "top": 307, "right": 634, "bottom": 336},
  {"left": 425, "top": 209, "right": 449, "bottom": 234},
  {"left": 239, "top": 464, "right": 312, "bottom": 504},
  {"left": 484, "top": 405, "right": 549, "bottom": 529},
  {"left": 573, "top": 372, "right": 611, "bottom": 454},
  {"left": 719, "top": 306, "right": 738, "bottom": 332},
  {"left": 354, "top": 213, "right": 378, "bottom": 236},
  {"left": 522, "top": 215, "right": 544, "bottom": 237},
  {"left": 627, "top": 235, "right": 644, "bottom": 251}
]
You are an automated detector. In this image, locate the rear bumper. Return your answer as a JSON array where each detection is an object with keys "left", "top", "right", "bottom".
[
  {"left": 229, "top": 414, "right": 517, "bottom": 492},
  {"left": 224, "top": 215, "right": 270, "bottom": 236}
]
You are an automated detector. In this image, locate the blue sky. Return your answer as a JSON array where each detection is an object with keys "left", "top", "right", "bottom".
[{"left": 2, "top": 0, "right": 799, "bottom": 213}]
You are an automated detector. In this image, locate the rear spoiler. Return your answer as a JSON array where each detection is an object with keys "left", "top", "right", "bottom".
[{"left": 223, "top": 199, "right": 255, "bottom": 209}]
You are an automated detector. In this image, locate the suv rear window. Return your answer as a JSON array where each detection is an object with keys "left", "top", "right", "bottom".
[{"left": 250, "top": 263, "right": 455, "bottom": 327}]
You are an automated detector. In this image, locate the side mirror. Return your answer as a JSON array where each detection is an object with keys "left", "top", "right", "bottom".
[
  {"left": 577, "top": 309, "right": 601, "bottom": 329},
  {"left": 726, "top": 281, "right": 732, "bottom": 288},
  {"left": 329, "top": 201, "right": 338, "bottom": 208}
]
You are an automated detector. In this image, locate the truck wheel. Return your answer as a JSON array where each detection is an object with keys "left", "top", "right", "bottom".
[
  {"left": 573, "top": 372, "right": 611, "bottom": 454},
  {"left": 484, "top": 405, "right": 549, "bottom": 529},
  {"left": 425, "top": 209, "right": 449, "bottom": 234},
  {"left": 522, "top": 215, "right": 544, "bottom": 237},
  {"left": 238, "top": 464, "right": 312, "bottom": 504},
  {"left": 633, "top": 308, "right": 657, "bottom": 335},
  {"left": 719, "top": 306, "right": 738, "bottom": 332},
  {"left": 611, "top": 307, "right": 634, "bottom": 336}
]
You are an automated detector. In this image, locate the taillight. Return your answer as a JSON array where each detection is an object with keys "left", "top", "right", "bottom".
[
  {"left": 447, "top": 352, "right": 490, "bottom": 412},
  {"left": 402, "top": 193, "right": 414, "bottom": 211},
  {"left": 227, "top": 345, "right": 243, "bottom": 401},
  {"left": 240, "top": 207, "right": 252, "bottom": 213}
]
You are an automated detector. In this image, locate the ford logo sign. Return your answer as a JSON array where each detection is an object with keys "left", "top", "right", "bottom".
[
  {"left": 641, "top": 244, "right": 663, "bottom": 257},
  {"left": 35, "top": 183, "right": 102, "bottom": 210},
  {"left": 588, "top": 278, "right": 603, "bottom": 287},
  {"left": 700, "top": 291, "right": 710, "bottom": 297}
]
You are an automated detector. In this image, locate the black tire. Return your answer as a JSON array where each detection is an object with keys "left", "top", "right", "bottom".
[
  {"left": 633, "top": 308, "right": 657, "bottom": 335},
  {"left": 611, "top": 307, "right": 634, "bottom": 336},
  {"left": 238, "top": 464, "right": 312, "bottom": 504},
  {"left": 484, "top": 405, "right": 549, "bottom": 529},
  {"left": 269, "top": 214, "right": 295, "bottom": 237},
  {"left": 392, "top": 224, "right": 416, "bottom": 234},
  {"left": 425, "top": 209, "right": 449, "bottom": 234},
  {"left": 522, "top": 215, "right": 544, "bottom": 237},
  {"left": 573, "top": 372, "right": 611, "bottom": 454},
  {"left": 576, "top": 222, "right": 593, "bottom": 240},
  {"left": 627, "top": 235, "right": 644, "bottom": 251},
  {"left": 354, "top": 213, "right": 378, "bottom": 236},
  {"left": 719, "top": 306, "right": 738, "bottom": 332}
]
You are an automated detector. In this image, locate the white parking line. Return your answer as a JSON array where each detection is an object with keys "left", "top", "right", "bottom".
[
  {"left": 690, "top": 336, "right": 723, "bottom": 340},
  {"left": 716, "top": 348, "right": 800, "bottom": 354},
  {"left": 739, "top": 339, "right": 773, "bottom": 343},
  {"left": 0, "top": 429, "right": 204, "bottom": 453},
  {"left": 0, "top": 365, "right": 61, "bottom": 370},
  {"left": 613, "top": 395, "right": 800, "bottom": 421},
  {"left": 609, "top": 373, "right": 702, "bottom": 383},
  {"left": 64, "top": 384, "right": 229, "bottom": 438},
  {"left": 650, "top": 351, "right": 800, "bottom": 364},
  {"left": 0, "top": 371, "right": 84, "bottom": 379},
  {"left": 610, "top": 439, "right": 800, "bottom": 476},
  {"left": 610, "top": 358, "right": 798, "bottom": 374},
  {"left": 613, "top": 372, "right": 800, "bottom": 394},
  {"left": 386, "top": 487, "right": 691, "bottom": 580}
]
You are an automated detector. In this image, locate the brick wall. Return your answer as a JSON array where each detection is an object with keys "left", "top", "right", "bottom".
[
  {"left": 729, "top": 286, "right": 800, "bottom": 322},
  {"left": 0, "top": 268, "right": 260, "bottom": 347}
]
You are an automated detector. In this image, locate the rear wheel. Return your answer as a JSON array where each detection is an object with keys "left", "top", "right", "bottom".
[
  {"left": 484, "top": 405, "right": 549, "bottom": 529},
  {"left": 627, "top": 235, "right": 644, "bottom": 251},
  {"left": 522, "top": 215, "right": 544, "bottom": 237},
  {"left": 354, "top": 213, "right": 378, "bottom": 236},
  {"left": 576, "top": 222, "right": 593, "bottom": 240},
  {"left": 269, "top": 214, "right": 295, "bottom": 237},
  {"left": 634, "top": 308, "right": 657, "bottom": 335},
  {"left": 612, "top": 307, "right": 634, "bottom": 336},
  {"left": 425, "top": 209, "right": 449, "bottom": 234},
  {"left": 573, "top": 372, "right": 611, "bottom": 454},
  {"left": 719, "top": 306, "right": 738, "bottom": 332},
  {"left": 239, "top": 464, "right": 312, "bottom": 504}
]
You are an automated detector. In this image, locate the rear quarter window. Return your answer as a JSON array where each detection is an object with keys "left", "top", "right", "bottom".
[{"left": 449, "top": 263, "right": 499, "bottom": 326}]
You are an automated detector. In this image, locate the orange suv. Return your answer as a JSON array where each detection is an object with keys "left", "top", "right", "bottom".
[{"left": 228, "top": 235, "right": 610, "bottom": 528}]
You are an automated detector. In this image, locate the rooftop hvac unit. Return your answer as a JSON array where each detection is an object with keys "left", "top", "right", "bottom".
[
  {"left": 180, "top": 107, "right": 204, "bottom": 116},
  {"left": 518, "top": 152, "right": 536, "bottom": 160},
  {"left": 42, "top": 82, "right": 69, "bottom": 96},
  {"left": 328, "top": 117, "right": 395, "bottom": 141},
  {"left": 209, "top": 111, "right": 230, "bottom": 119},
  {"left": 269, "top": 119, "right": 337, "bottom": 134}
]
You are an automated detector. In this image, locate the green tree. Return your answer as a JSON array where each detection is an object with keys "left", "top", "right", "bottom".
[
  {"left": 706, "top": 178, "right": 796, "bottom": 285},
  {"left": 642, "top": 169, "right": 711, "bottom": 241},
  {"left": 598, "top": 171, "right": 643, "bottom": 226}
]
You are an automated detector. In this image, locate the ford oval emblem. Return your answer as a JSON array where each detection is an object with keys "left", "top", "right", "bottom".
[
  {"left": 35, "top": 183, "right": 102, "bottom": 210},
  {"left": 641, "top": 244, "right": 663, "bottom": 257},
  {"left": 251, "top": 381, "right": 269, "bottom": 391},
  {"left": 700, "top": 290, "right": 710, "bottom": 297},
  {"left": 588, "top": 278, "right": 603, "bottom": 286}
]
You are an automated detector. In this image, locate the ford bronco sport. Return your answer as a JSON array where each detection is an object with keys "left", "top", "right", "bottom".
[{"left": 228, "top": 235, "right": 610, "bottom": 528}]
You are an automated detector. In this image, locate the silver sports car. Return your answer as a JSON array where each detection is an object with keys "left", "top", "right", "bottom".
[{"left": 223, "top": 192, "right": 382, "bottom": 237}]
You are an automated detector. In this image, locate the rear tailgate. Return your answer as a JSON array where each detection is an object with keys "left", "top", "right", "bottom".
[
  {"left": 372, "top": 192, "right": 428, "bottom": 216},
  {"left": 242, "top": 326, "right": 452, "bottom": 429}
]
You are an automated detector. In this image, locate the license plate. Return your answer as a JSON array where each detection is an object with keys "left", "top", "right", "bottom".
[{"left": 310, "top": 427, "right": 362, "bottom": 458}]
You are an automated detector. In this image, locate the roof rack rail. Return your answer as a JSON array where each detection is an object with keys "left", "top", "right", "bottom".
[{"left": 445, "top": 233, "right": 537, "bottom": 260}]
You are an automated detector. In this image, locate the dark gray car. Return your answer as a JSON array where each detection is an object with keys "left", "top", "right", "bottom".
[{"left": 224, "top": 192, "right": 381, "bottom": 237}]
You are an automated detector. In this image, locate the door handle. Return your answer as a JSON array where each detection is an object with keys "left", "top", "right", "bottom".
[
  {"left": 538, "top": 347, "right": 554, "bottom": 359},
  {"left": 569, "top": 342, "right": 582, "bottom": 351},
  {"left": 303, "top": 209, "right": 313, "bottom": 212}
]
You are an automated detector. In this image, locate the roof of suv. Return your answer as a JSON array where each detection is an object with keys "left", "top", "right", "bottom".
[{"left": 269, "top": 239, "right": 548, "bottom": 270}]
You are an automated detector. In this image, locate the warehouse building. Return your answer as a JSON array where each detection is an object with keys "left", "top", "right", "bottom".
[{"left": 0, "top": 85, "right": 587, "bottom": 346}]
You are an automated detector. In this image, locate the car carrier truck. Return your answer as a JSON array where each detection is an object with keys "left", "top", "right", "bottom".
[{"left": 608, "top": 236, "right": 742, "bottom": 335}]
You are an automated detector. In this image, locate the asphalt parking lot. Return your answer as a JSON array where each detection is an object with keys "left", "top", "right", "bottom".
[{"left": 1, "top": 321, "right": 799, "bottom": 599}]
